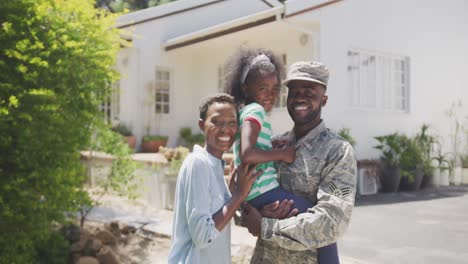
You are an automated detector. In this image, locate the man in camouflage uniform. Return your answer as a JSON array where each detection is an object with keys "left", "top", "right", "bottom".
[{"left": 242, "top": 61, "right": 357, "bottom": 264}]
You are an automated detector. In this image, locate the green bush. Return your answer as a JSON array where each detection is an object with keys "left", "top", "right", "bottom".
[
  {"left": 399, "top": 135, "right": 423, "bottom": 183},
  {"left": 0, "top": 0, "right": 121, "bottom": 262},
  {"left": 179, "top": 127, "right": 204, "bottom": 149},
  {"left": 337, "top": 127, "right": 356, "bottom": 146},
  {"left": 374, "top": 133, "right": 404, "bottom": 167},
  {"left": 112, "top": 123, "right": 133, "bottom": 136}
]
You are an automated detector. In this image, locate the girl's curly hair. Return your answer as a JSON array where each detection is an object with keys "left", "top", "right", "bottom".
[{"left": 223, "top": 47, "right": 285, "bottom": 107}]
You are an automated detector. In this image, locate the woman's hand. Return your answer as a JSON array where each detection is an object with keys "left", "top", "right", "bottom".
[
  {"left": 228, "top": 163, "right": 237, "bottom": 194},
  {"left": 234, "top": 163, "right": 262, "bottom": 199}
]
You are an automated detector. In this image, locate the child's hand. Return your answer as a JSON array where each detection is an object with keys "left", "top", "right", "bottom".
[
  {"left": 281, "top": 146, "right": 296, "bottom": 164},
  {"left": 272, "top": 139, "right": 289, "bottom": 149}
]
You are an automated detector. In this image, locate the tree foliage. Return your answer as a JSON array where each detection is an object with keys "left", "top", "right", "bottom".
[{"left": 0, "top": 0, "right": 121, "bottom": 262}]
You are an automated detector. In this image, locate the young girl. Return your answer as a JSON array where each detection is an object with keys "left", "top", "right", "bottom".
[{"left": 224, "top": 47, "right": 339, "bottom": 264}]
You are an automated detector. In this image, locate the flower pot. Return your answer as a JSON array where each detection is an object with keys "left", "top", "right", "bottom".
[
  {"left": 126, "top": 136, "right": 136, "bottom": 150},
  {"left": 380, "top": 163, "right": 401, "bottom": 192},
  {"left": 452, "top": 166, "right": 462, "bottom": 186},
  {"left": 400, "top": 165, "right": 424, "bottom": 191},
  {"left": 420, "top": 172, "right": 433, "bottom": 189},
  {"left": 141, "top": 139, "right": 167, "bottom": 153},
  {"left": 432, "top": 168, "right": 440, "bottom": 187},
  {"left": 439, "top": 169, "right": 450, "bottom": 186},
  {"left": 463, "top": 168, "right": 468, "bottom": 184}
]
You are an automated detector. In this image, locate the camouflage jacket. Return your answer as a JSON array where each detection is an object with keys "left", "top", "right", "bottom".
[{"left": 250, "top": 121, "right": 357, "bottom": 264}]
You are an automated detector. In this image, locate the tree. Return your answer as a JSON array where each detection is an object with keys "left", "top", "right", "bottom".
[{"left": 0, "top": 0, "right": 121, "bottom": 262}]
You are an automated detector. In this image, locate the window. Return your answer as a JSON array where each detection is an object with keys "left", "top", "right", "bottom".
[
  {"left": 274, "top": 53, "right": 288, "bottom": 109},
  {"left": 100, "top": 81, "right": 120, "bottom": 124},
  {"left": 155, "top": 68, "right": 170, "bottom": 114},
  {"left": 218, "top": 66, "right": 225, "bottom": 92},
  {"left": 348, "top": 49, "right": 410, "bottom": 112}
]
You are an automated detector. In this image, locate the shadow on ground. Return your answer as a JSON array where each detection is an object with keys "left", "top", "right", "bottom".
[{"left": 355, "top": 184, "right": 468, "bottom": 206}]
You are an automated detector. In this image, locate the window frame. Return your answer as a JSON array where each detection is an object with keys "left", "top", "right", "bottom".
[
  {"left": 155, "top": 67, "right": 172, "bottom": 115},
  {"left": 99, "top": 81, "right": 120, "bottom": 125},
  {"left": 348, "top": 48, "right": 410, "bottom": 113}
]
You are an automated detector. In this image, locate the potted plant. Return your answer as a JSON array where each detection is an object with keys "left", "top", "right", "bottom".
[
  {"left": 462, "top": 154, "right": 468, "bottom": 184},
  {"left": 112, "top": 123, "right": 136, "bottom": 150},
  {"left": 141, "top": 135, "right": 168, "bottom": 153},
  {"left": 399, "top": 135, "right": 424, "bottom": 191},
  {"left": 338, "top": 127, "right": 356, "bottom": 147},
  {"left": 414, "top": 124, "right": 438, "bottom": 189},
  {"left": 179, "top": 127, "right": 204, "bottom": 150},
  {"left": 431, "top": 142, "right": 451, "bottom": 187},
  {"left": 374, "top": 133, "right": 404, "bottom": 192}
]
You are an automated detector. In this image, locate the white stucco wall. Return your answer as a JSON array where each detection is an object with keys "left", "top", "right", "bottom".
[
  {"left": 288, "top": 0, "right": 468, "bottom": 159},
  {"left": 117, "top": 0, "right": 468, "bottom": 159},
  {"left": 158, "top": 21, "right": 316, "bottom": 146}
]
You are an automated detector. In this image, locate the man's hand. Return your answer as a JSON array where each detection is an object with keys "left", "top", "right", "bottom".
[
  {"left": 241, "top": 202, "right": 262, "bottom": 237},
  {"left": 260, "top": 199, "right": 299, "bottom": 219}
]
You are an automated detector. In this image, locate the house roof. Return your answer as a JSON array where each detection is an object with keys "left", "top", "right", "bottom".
[
  {"left": 116, "top": 0, "right": 283, "bottom": 28},
  {"left": 163, "top": 6, "right": 284, "bottom": 51},
  {"left": 116, "top": 0, "right": 226, "bottom": 28},
  {"left": 284, "top": 0, "right": 343, "bottom": 18},
  {"left": 116, "top": 0, "right": 343, "bottom": 49}
]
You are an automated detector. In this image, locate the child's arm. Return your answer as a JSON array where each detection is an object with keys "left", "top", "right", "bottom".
[
  {"left": 212, "top": 164, "right": 262, "bottom": 231},
  {"left": 241, "top": 120, "right": 295, "bottom": 164}
]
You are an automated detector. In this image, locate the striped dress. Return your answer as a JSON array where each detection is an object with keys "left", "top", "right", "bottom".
[{"left": 234, "top": 102, "right": 279, "bottom": 201}]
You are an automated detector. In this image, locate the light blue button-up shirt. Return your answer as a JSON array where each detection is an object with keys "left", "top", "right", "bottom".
[{"left": 168, "top": 145, "right": 232, "bottom": 264}]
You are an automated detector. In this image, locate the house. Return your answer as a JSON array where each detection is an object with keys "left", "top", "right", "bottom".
[{"left": 110, "top": 0, "right": 468, "bottom": 160}]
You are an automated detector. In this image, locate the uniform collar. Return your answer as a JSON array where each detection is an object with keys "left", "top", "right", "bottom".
[{"left": 291, "top": 120, "right": 326, "bottom": 148}]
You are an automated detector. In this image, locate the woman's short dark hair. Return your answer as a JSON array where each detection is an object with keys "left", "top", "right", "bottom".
[{"left": 199, "top": 93, "right": 236, "bottom": 121}]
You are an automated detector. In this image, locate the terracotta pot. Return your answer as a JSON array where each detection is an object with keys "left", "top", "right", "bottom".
[
  {"left": 141, "top": 139, "right": 167, "bottom": 153},
  {"left": 126, "top": 136, "right": 136, "bottom": 150}
]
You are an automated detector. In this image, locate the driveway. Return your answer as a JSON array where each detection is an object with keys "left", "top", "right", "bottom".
[{"left": 339, "top": 185, "right": 468, "bottom": 264}]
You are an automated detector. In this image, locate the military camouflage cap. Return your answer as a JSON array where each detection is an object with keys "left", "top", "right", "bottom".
[{"left": 282, "top": 61, "right": 329, "bottom": 87}]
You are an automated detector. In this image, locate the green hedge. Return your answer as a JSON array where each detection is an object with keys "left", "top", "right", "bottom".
[{"left": 0, "top": 0, "right": 121, "bottom": 262}]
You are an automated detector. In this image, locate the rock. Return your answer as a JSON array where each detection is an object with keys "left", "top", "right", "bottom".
[
  {"left": 109, "top": 221, "right": 121, "bottom": 237},
  {"left": 97, "top": 246, "right": 120, "bottom": 264},
  {"left": 120, "top": 224, "right": 129, "bottom": 235},
  {"left": 76, "top": 256, "right": 99, "bottom": 264},
  {"left": 121, "top": 225, "right": 136, "bottom": 235},
  {"left": 110, "top": 221, "right": 119, "bottom": 231},
  {"left": 95, "top": 230, "right": 116, "bottom": 245},
  {"left": 83, "top": 237, "right": 103, "bottom": 256},
  {"left": 70, "top": 233, "right": 90, "bottom": 253}
]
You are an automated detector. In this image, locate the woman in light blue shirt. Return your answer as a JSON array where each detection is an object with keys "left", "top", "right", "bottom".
[{"left": 169, "top": 94, "right": 261, "bottom": 264}]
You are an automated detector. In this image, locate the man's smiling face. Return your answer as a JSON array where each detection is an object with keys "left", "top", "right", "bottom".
[{"left": 286, "top": 80, "right": 328, "bottom": 127}]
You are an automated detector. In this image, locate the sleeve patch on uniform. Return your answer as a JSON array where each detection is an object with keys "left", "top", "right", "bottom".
[{"left": 329, "top": 182, "right": 351, "bottom": 198}]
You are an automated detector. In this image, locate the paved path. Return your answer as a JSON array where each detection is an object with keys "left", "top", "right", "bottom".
[
  {"left": 339, "top": 185, "right": 468, "bottom": 264},
  {"left": 87, "top": 186, "right": 468, "bottom": 263}
]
